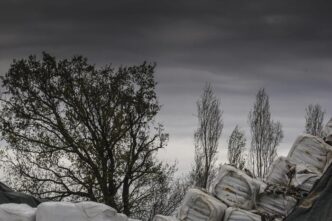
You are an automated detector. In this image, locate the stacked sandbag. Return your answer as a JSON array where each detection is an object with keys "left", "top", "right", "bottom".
[
  {"left": 177, "top": 189, "right": 227, "bottom": 221},
  {"left": 266, "top": 157, "right": 295, "bottom": 186},
  {"left": 287, "top": 134, "right": 332, "bottom": 173},
  {"left": 0, "top": 203, "right": 36, "bottom": 221},
  {"left": 256, "top": 193, "right": 297, "bottom": 218},
  {"left": 322, "top": 118, "right": 332, "bottom": 145},
  {"left": 210, "top": 165, "right": 265, "bottom": 210},
  {"left": 153, "top": 215, "right": 178, "bottom": 221},
  {"left": 291, "top": 164, "right": 321, "bottom": 192},
  {"left": 266, "top": 156, "right": 321, "bottom": 192},
  {"left": 223, "top": 207, "right": 261, "bottom": 221},
  {"left": 36, "top": 201, "right": 122, "bottom": 221}
]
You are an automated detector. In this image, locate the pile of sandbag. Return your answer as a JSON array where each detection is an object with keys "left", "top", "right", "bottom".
[
  {"left": 153, "top": 120, "right": 332, "bottom": 221},
  {"left": 1, "top": 121, "right": 332, "bottom": 221},
  {"left": 153, "top": 187, "right": 262, "bottom": 221},
  {"left": 266, "top": 133, "right": 332, "bottom": 192},
  {"left": 153, "top": 168, "right": 265, "bottom": 221},
  {"left": 257, "top": 133, "right": 332, "bottom": 218}
]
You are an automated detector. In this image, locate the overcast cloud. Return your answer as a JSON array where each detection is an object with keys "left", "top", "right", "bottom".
[{"left": 0, "top": 0, "right": 331, "bottom": 173}]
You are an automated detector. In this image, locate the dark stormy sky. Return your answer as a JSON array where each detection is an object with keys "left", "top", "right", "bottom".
[{"left": 0, "top": 0, "right": 331, "bottom": 173}]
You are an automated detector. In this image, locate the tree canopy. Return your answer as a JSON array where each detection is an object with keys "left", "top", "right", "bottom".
[
  {"left": 305, "top": 104, "right": 325, "bottom": 137},
  {"left": 192, "top": 83, "right": 223, "bottom": 189},
  {"left": 0, "top": 53, "right": 173, "bottom": 219},
  {"left": 248, "top": 88, "right": 283, "bottom": 178},
  {"left": 227, "top": 125, "right": 246, "bottom": 170}
]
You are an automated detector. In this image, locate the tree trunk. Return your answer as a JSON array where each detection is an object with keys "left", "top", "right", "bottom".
[{"left": 122, "top": 176, "right": 131, "bottom": 216}]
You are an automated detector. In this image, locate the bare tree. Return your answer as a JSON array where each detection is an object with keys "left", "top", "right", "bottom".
[
  {"left": 146, "top": 173, "right": 191, "bottom": 221},
  {"left": 227, "top": 125, "right": 246, "bottom": 170},
  {"left": 248, "top": 88, "right": 283, "bottom": 178},
  {"left": 305, "top": 104, "right": 325, "bottom": 137},
  {"left": 0, "top": 53, "right": 173, "bottom": 219},
  {"left": 193, "top": 83, "right": 223, "bottom": 188}
]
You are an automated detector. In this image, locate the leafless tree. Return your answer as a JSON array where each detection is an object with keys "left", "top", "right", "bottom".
[
  {"left": 146, "top": 173, "right": 192, "bottom": 221},
  {"left": 193, "top": 83, "right": 223, "bottom": 188},
  {"left": 305, "top": 104, "right": 325, "bottom": 137},
  {"left": 248, "top": 88, "right": 283, "bottom": 178},
  {"left": 0, "top": 53, "right": 173, "bottom": 220},
  {"left": 227, "top": 125, "right": 246, "bottom": 170}
]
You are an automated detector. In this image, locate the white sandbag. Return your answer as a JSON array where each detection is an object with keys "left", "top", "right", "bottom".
[
  {"left": 128, "top": 219, "right": 141, "bottom": 221},
  {"left": 287, "top": 134, "right": 332, "bottom": 173},
  {"left": 291, "top": 164, "right": 321, "bottom": 192},
  {"left": 266, "top": 156, "right": 321, "bottom": 192},
  {"left": 210, "top": 165, "right": 264, "bottom": 210},
  {"left": 36, "top": 201, "right": 119, "bottom": 221},
  {"left": 0, "top": 203, "right": 36, "bottom": 221},
  {"left": 76, "top": 201, "right": 119, "bottom": 221},
  {"left": 177, "top": 188, "right": 227, "bottom": 221},
  {"left": 223, "top": 207, "right": 261, "bottom": 221},
  {"left": 129, "top": 219, "right": 141, "bottom": 221},
  {"left": 36, "top": 202, "right": 86, "bottom": 221},
  {"left": 266, "top": 157, "right": 295, "bottom": 186},
  {"left": 153, "top": 215, "right": 178, "bottom": 221},
  {"left": 322, "top": 118, "right": 332, "bottom": 144},
  {"left": 256, "top": 193, "right": 297, "bottom": 217},
  {"left": 114, "top": 213, "right": 129, "bottom": 221}
]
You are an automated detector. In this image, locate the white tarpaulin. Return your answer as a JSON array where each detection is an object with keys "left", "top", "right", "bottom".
[
  {"left": 223, "top": 207, "right": 261, "bottom": 221},
  {"left": 266, "top": 157, "right": 295, "bottom": 186},
  {"left": 287, "top": 134, "right": 332, "bottom": 173},
  {"left": 256, "top": 193, "right": 297, "bottom": 217},
  {"left": 177, "top": 189, "right": 227, "bottom": 221},
  {"left": 153, "top": 215, "right": 178, "bottom": 221},
  {"left": 210, "top": 165, "right": 264, "bottom": 210},
  {"left": 36, "top": 201, "right": 121, "bottom": 221},
  {"left": 0, "top": 203, "right": 36, "bottom": 221}
]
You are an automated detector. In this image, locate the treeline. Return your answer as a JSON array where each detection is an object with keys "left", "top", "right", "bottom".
[
  {"left": 0, "top": 53, "right": 327, "bottom": 220},
  {"left": 191, "top": 84, "right": 326, "bottom": 190}
]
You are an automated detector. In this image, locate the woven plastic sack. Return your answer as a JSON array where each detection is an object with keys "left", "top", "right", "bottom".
[
  {"left": 178, "top": 189, "right": 227, "bottom": 221},
  {"left": 210, "top": 165, "right": 265, "bottom": 210},
  {"left": 257, "top": 193, "right": 297, "bottom": 217},
  {"left": 288, "top": 134, "right": 332, "bottom": 173},
  {"left": 153, "top": 215, "right": 178, "bottom": 221},
  {"left": 223, "top": 207, "right": 261, "bottom": 221}
]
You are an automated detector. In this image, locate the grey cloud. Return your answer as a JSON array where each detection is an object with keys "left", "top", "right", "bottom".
[{"left": 0, "top": 0, "right": 331, "bottom": 172}]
